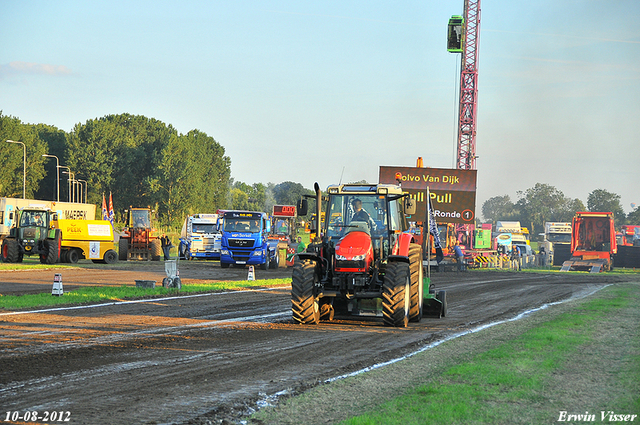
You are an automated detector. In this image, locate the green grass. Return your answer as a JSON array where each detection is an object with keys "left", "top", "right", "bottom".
[
  {"left": 0, "top": 278, "right": 291, "bottom": 311},
  {"left": 339, "top": 285, "right": 639, "bottom": 425}
]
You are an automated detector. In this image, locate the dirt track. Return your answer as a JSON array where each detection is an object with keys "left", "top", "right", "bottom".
[{"left": 0, "top": 262, "right": 630, "bottom": 424}]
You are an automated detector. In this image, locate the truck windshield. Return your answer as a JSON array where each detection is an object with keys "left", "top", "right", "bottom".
[
  {"left": 192, "top": 224, "right": 218, "bottom": 234},
  {"left": 224, "top": 218, "right": 261, "bottom": 233},
  {"left": 326, "top": 194, "right": 387, "bottom": 238},
  {"left": 548, "top": 233, "right": 571, "bottom": 243}
]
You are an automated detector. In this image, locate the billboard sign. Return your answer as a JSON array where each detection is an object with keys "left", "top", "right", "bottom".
[{"left": 379, "top": 166, "right": 477, "bottom": 224}]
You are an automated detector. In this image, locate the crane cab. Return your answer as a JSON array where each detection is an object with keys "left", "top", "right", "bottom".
[{"left": 447, "top": 15, "right": 464, "bottom": 53}]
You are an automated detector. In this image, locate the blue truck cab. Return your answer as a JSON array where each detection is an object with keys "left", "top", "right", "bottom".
[{"left": 219, "top": 211, "right": 279, "bottom": 270}]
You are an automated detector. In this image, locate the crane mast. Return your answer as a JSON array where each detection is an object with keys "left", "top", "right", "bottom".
[{"left": 454, "top": 0, "right": 481, "bottom": 170}]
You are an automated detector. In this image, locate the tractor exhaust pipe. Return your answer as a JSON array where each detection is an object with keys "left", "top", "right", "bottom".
[{"left": 314, "top": 182, "right": 322, "bottom": 243}]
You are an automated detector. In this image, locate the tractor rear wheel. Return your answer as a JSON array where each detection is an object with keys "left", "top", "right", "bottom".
[
  {"left": 291, "top": 259, "right": 319, "bottom": 324},
  {"left": 2, "top": 239, "right": 20, "bottom": 263},
  {"left": 408, "top": 243, "right": 424, "bottom": 322},
  {"left": 382, "top": 262, "right": 410, "bottom": 327}
]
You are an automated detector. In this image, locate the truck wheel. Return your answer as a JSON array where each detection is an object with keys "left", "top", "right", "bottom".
[
  {"left": 291, "top": 259, "right": 320, "bottom": 324},
  {"left": 261, "top": 253, "right": 270, "bottom": 270},
  {"left": 408, "top": 243, "right": 424, "bottom": 322},
  {"left": 382, "top": 262, "right": 410, "bottom": 327},
  {"left": 67, "top": 249, "right": 80, "bottom": 264},
  {"left": 2, "top": 239, "right": 20, "bottom": 263},
  {"left": 220, "top": 262, "right": 230, "bottom": 268},
  {"left": 104, "top": 249, "right": 118, "bottom": 264},
  {"left": 118, "top": 238, "right": 129, "bottom": 261},
  {"left": 270, "top": 250, "right": 279, "bottom": 269}
]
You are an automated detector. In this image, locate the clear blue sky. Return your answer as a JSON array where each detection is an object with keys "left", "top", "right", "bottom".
[{"left": 2, "top": 1, "right": 639, "bottom": 215}]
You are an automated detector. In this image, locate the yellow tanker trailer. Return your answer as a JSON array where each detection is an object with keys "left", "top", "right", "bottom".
[{"left": 56, "top": 219, "right": 118, "bottom": 264}]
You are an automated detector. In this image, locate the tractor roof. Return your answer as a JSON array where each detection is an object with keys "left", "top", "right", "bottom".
[{"left": 326, "top": 183, "right": 404, "bottom": 196}]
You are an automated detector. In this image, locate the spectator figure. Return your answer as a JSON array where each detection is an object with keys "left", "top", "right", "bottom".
[
  {"left": 453, "top": 242, "right": 465, "bottom": 272},
  {"left": 296, "top": 236, "right": 306, "bottom": 253},
  {"left": 160, "top": 234, "right": 173, "bottom": 260}
]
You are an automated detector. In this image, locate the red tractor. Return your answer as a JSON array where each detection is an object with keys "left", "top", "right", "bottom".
[
  {"left": 292, "top": 183, "right": 445, "bottom": 327},
  {"left": 118, "top": 207, "right": 162, "bottom": 261}
]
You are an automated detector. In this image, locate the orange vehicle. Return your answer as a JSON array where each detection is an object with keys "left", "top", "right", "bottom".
[{"left": 561, "top": 212, "right": 617, "bottom": 272}]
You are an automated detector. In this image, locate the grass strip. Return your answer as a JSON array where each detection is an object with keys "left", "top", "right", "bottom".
[
  {"left": 339, "top": 284, "right": 639, "bottom": 425},
  {"left": 0, "top": 278, "right": 291, "bottom": 311}
]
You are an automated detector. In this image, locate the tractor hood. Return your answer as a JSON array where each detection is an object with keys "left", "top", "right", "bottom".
[{"left": 334, "top": 230, "right": 373, "bottom": 272}]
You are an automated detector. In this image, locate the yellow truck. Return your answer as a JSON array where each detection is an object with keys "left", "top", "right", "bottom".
[{"left": 56, "top": 219, "right": 118, "bottom": 264}]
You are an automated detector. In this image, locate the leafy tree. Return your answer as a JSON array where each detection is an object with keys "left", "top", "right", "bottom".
[
  {"left": 587, "top": 189, "right": 625, "bottom": 225},
  {"left": 0, "top": 113, "right": 48, "bottom": 199},
  {"left": 272, "top": 181, "right": 312, "bottom": 207},
  {"left": 627, "top": 206, "right": 640, "bottom": 224},
  {"left": 66, "top": 114, "right": 231, "bottom": 227},
  {"left": 516, "top": 183, "right": 577, "bottom": 235},
  {"left": 481, "top": 195, "right": 516, "bottom": 224}
]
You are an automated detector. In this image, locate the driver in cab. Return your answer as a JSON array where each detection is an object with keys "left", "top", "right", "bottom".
[{"left": 351, "top": 199, "right": 376, "bottom": 232}]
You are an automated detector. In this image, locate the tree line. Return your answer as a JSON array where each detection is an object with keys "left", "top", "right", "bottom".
[
  {"left": 0, "top": 112, "right": 313, "bottom": 228},
  {"left": 2, "top": 111, "right": 638, "bottom": 232},
  {"left": 481, "top": 183, "right": 639, "bottom": 237}
]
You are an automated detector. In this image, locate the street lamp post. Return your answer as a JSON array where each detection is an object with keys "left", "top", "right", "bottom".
[
  {"left": 42, "top": 154, "right": 60, "bottom": 202},
  {"left": 6, "top": 140, "right": 26, "bottom": 199},
  {"left": 77, "top": 179, "right": 87, "bottom": 204},
  {"left": 60, "top": 166, "right": 72, "bottom": 202}
]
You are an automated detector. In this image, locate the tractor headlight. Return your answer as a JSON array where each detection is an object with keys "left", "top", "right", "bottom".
[{"left": 336, "top": 254, "right": 365, "bottom": 261}]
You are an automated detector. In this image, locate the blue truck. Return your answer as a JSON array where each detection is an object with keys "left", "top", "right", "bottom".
[{"left": 219, "top": 210, "right": 280, "bottom": 270}]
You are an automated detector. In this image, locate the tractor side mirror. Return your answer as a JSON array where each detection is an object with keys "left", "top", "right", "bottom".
[
  {"left": 297, "top": 198, "right": 308, "bottom": 216},
  {"left": 404, "top": 197, "right": 416, "bottom": 215}
]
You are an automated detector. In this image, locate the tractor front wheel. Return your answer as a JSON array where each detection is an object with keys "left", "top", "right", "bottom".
[
  {"left": 382, "top": 262, "right": 410, "bottom": 327},
  {"left": 291, "top": 259, "right": 320, "bottom": 324},
  {"left": 2, "top": 239, "right": 20, "bottom": 263}
]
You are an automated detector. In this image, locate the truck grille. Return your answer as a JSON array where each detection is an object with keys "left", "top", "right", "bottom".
[{"left": 229, "top": 239, "right": 253, "bottom": 248}]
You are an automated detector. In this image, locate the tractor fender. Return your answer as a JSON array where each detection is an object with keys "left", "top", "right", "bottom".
[
  {"left": 393, "top": 232, "right": 414, "bottom": 257},
  {"left": 296, "top": 252, "right": 322, "bottom": 264},
  {"left": 387, "top": 254, "right": 410, "bottom": 264}
]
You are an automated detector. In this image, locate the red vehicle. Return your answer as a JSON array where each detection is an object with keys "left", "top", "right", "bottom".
[
  {"left": 618, "top": 225, "right": 640, "bottom": 246},
  {"left": 561, "top": 212, "right": 617, "bottom": 272}
]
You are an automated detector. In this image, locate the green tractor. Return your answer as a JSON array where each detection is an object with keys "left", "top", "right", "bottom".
[{"left": 1, "top": 207, "right": 61, "bottom": 264}]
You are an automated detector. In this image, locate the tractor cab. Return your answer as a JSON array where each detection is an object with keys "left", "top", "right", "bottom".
[{"left": 323, "top": 185, "right": 409, "bottom": 267}]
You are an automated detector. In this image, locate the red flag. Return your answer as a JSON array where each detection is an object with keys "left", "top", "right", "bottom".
[
  {"left": 108, "top": 192, "right": 114, "bottom": 225},
  {"left": 101, "top": 193, "right": 108, "bottom": 221}
]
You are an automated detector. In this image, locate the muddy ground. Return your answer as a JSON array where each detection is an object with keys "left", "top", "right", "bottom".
[{"left": 0, "top": 261, "right": 631, "bottom": 424}]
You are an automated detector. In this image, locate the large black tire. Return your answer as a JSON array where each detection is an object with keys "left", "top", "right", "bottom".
[
  {"left": 119, "top": 238, "right": 129, "bottom": 261},
  {"left": 40, "top": 238, "right": 58, "bottom": 265},
  {"left": 291, "top": 259, "right": 320, "bottom": 324},
  {"left": 382, "top": 261, "right": 410, "bottom": 327},
  {"left": 261, "top": 252, "right": 270, "bottom": 270},
  {"left": 2, "top": 239, "right": 20, "bottom": 263},
  {"left": 67, "top": 248, "right": 80, "bottom": 264},
  {"left": 220, "top": 262, "right": 230, "bottom": 268},
  {"left": 103, "top": 249, "right": 118, "bottom": 264},
  {"left": 150, "top": 239, "right": 162, "bottom": 261},
  {"left": 408, "top": 243, "right": 424, "bottom": 322},
  {"left": 270, "top": 250, "right": 279, "bottom": 269}
]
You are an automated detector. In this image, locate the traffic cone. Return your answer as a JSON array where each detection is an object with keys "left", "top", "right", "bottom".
[
  {"left": 52, "top": 273, "right": 63, "bottom": 296},
  {"left": 247, "top": 265, "right": 255, "bottom": 281}
]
